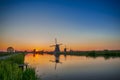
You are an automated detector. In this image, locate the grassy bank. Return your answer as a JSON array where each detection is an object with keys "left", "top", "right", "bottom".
[
  {"left": 0, "top": 53, "right": 38, "bottom": 80},
  {"left": 59, "top": 50, "right": 120, "bottom": 59}
]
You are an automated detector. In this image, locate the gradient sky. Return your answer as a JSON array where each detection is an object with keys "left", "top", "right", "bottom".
[{"left": 0, "top": 0, "right": 120, "bottom": 51}]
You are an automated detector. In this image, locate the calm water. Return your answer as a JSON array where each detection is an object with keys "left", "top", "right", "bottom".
[{"left": 24, "top": 53, "right": 120, "bottom": 80}]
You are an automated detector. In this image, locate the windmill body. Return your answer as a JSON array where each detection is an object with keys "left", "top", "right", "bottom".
[{"left": 54, "top": 44, "right": 60, "bottom": 53}]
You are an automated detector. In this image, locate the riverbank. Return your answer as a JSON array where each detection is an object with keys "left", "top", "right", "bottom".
[
  {"left": 0, "top": 53, "right": 38, "bottom": 80},
  {"left": 60, "top": 50, "right": 120, "bottom": 59},
  {"left": 46, "top": 50, "right": 120, "bottom": 59}
]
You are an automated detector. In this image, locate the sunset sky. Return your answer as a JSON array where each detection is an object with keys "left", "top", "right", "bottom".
[{"left": 0, "top": 0, "right": 120, "bottom": 51}]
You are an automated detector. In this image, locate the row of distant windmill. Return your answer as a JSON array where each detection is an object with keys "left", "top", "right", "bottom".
[{"left": 7, "top": 38, "right": 68, "bottom": 53}]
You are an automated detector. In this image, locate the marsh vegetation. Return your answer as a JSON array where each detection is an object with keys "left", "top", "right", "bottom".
[
  {"left": 60, "top": 50, "right": 120, "bottom": 59},
  {"left": 0, "top": 53, "right": 38, "bottom": 80}
]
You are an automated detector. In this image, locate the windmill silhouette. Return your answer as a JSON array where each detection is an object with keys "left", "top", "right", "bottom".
[
  {"left": 50, "top": 38, "right": 62, "bottom": 70},
  {"left": 50, "top": 38, "right": 62, "bottom": 54},
  {"left": 64, "top": 45, "right": 68, "bottom": 60},
  {"left": 64, "top": 45, "right": 68, "bottom": 53}
]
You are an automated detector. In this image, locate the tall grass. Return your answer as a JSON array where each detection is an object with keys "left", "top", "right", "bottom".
[
  {"left": 0, "top": 61, "right": 22, "bottom": 80},
  {"left": 22, "top": 68, "right": 37, "bottom": 80},
  {"left": 0, "top": 53, "right": 38, "bottom": 80}
]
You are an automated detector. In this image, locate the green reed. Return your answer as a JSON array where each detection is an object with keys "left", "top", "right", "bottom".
[{"left": 0, "top": 53, "right": 38, "bottom": 80}]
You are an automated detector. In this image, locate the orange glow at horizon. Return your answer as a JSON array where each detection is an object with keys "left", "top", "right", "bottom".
[
  {"left": 0, "top": 41, "right": 120, "bottom": 51},
  {"left": 1, "top": 35, "right": 120, "bottom": 51}
]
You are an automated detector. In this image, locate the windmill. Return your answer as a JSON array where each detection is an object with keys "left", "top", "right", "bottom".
[
  {"left": 50, "top": 38, "right": 62, "bottom": 54},
  {"left": 64, "top": 45, "right": 68, "bottom": 53},
  {"left": 64, "top": 45, "right": 68, "bottom": 60}
]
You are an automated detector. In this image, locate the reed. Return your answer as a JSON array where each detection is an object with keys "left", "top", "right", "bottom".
[
  {"left": 0, "top": 61, "right": 22, "bottom": 80},
  {"left": 0, "top": 53, "right": 38, "bottom": 80},
  {"left": 22, "top": 68, "right": 37, "bottom": 80}
]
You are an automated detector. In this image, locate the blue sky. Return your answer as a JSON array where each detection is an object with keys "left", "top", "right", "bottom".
[{"left": 0, "top": 0, "right": 120, "bottom": 51}]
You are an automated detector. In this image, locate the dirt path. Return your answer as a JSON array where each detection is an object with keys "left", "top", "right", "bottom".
[{"left": 0, "top": 53, "right": 20, "bottom": 60}]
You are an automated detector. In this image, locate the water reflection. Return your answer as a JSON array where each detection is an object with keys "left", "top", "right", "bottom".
[
  {"left": 33, "top": 53, "right": 35, "bottom": 57},
  {"left": 24, "top": 53, "right": 120, "bottom": 80},
  {"left": 64, "top": 53, "right": 67, "bottom": 61},
  {"left": 49, "top": 53, "right": 62, "bottom": 70}
]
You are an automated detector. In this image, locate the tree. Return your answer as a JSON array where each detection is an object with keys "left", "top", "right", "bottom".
[{"left": 7, "top": 47, "right": 14, "bottom": 53}]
